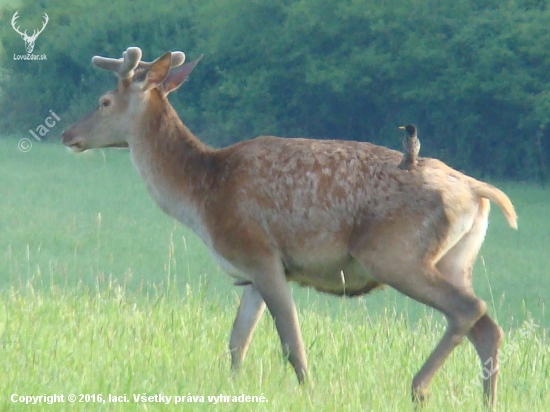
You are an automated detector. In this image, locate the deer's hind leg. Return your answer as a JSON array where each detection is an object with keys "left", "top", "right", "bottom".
[
  {"left": 436, "top": 198, "right": 502, "bottom": 409},
  {"left": 349, "top": 218, "right": 488, "bottom": 404},
  {"left": 230, "top": 284, "right": 266, "bottom": 371}
]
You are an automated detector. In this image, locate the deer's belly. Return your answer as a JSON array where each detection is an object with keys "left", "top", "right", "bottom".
[
  {"left": 212, "top": 247, "right": 382, "bottom": 297},
  {"left": 284, "top": 255, "right": 382, "bottom": 297}
]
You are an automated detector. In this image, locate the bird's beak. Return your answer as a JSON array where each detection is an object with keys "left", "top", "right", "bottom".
[{"left": 398, "top": 126, "right": 405, "bottom": 130}]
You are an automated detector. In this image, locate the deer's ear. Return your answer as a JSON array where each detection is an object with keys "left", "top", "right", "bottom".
[
  {"left": 142, "top": 52, "right": 172, "bottom": 91},
  {"left": 162, "top": 55, "right": 203, "bottom": 95}
]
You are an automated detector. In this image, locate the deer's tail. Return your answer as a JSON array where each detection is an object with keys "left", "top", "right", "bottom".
[{"left": 467, "top": 178, "right": 517, "bottom": 229}]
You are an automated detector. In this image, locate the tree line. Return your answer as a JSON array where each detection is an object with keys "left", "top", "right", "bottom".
[{"left": 1, "top": 0, "right": 549, "bottom": 181}]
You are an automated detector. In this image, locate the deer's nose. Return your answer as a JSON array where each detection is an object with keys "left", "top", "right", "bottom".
[
  {"left": 61, "top": 129, "right": 71, "bottom": 144},
  {"left": 61, "top": 128, "right": 83, "bottom": 147}
]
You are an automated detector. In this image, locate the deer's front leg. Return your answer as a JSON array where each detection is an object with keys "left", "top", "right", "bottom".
[
  {"left": 229, "top": 284, "right": 266, "bottom": 371},
  {"left": 251, "top": 262, "right": 309, "bottom": 383}
]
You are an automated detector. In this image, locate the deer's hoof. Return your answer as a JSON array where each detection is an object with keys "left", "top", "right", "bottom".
[{"left": 411, "top": 388, "right": 430, "bottom": 408}]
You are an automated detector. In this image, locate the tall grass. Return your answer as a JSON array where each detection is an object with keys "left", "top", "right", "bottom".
[{"left": 0, "top": 279, "right": 548, "bottom": 411}]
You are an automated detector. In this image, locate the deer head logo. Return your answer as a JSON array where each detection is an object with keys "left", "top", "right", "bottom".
[{"left": 11, "top": 11, "right": 49, "bottom": 54}]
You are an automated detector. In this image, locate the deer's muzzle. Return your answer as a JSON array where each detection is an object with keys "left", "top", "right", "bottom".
[{"left": 61, "top": 129, "right": 86, "bottom": 152}]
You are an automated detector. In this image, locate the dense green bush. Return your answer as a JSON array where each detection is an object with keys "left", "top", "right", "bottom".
[{"left": 1, "top": 0, "right": 549, "bottom": 180}]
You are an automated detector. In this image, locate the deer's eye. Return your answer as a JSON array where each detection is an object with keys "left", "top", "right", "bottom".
[{"left": 100, "top": 98, "right": 111, "bottom": 108}]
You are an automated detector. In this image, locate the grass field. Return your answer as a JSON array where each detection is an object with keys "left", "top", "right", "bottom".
[{"left": 1, "top": 137, "right": 549, "bottom": 410}]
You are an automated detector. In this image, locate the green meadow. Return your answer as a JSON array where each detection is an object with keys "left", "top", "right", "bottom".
[{"left": 0, "top": 137, "right": 549, "bottom": 411}]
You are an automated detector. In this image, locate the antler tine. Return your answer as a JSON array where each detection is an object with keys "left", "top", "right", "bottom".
[
  {"left": 118, "top": 47, "right": 142, "bottom": 79},
  {"left": 170, "top": 51, "right": 186, "bottom": 68},
  {"left": 92, "top": 47, "right": 142, "bottom": 79},
  {"left": 91, "top": 56, "right": 124, "bottom": 73},
  {"left": 91, "top": 48, "right": 185, "bottom": 78}
]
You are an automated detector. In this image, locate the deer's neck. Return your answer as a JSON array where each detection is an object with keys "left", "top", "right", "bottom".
[{"left": 128, "top": 96, "right": 217, "bottom": 242}]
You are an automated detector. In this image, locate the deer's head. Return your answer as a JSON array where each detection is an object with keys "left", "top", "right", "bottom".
[
  {"left": 62, "top": 47, "right": 201, "bottom": 152},
  {"left": 11, "top": 11, "right": 48, "bottom": 54}
]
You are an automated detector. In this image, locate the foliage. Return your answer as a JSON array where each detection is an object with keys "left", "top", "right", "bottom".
[{"left": 1, "top": 0, "right": 550, "bottom": 179}]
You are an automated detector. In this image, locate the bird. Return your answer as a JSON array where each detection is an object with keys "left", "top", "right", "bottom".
[{"left": 398, "top": 124, "right": 420, "bottom": 170}]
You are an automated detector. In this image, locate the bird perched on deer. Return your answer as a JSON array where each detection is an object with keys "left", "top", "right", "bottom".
[
  {"left": 62, "top": 47, "right": 517, "bottom": 410},
  {"left": 398, "top": 124, "right": 420, "bottom": 171}
]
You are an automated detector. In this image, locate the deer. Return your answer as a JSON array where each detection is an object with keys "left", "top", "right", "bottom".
[
  {"left": 11, "top": 11, "right": 49, "bottom": 54},
  {"left": 61, "top": 47, "right": 517, "bottom": 409}
]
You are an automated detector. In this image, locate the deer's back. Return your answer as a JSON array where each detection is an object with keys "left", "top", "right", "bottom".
[{"left": 206, "top": 137, "right": 471, "bottom": 248}]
